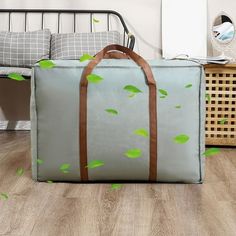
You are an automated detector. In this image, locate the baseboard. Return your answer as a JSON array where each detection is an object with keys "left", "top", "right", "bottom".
[{"left": 0, "top": 121, "right": 31, "bottom": 130}]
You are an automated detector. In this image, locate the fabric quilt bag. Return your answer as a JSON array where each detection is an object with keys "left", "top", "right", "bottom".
[{"left": 31, "top": 45, "right": 205, "bottom": 183}]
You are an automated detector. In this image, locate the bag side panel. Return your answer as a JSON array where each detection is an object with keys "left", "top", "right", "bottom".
[
  {"left": 199, "top": 67, "right": 206, "bottom": 183},
  {"left": 31, "top": 67, "right": 38, "bottom": 181},
  {"left": 34, "top": 67, "right": 81, "bottom": 182},
  {"left": 153, "top": 65, "right": 204, "bottom": 183}
]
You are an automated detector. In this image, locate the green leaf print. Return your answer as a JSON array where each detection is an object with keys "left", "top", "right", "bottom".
[
  {"left": 174, "top": 134, "right": 190, "bottom": 144},
  {"left": 158, "top": 89, "right": 168, "bottom": 96},
  {"left": 37, "top": 159, "right": 44, "bottom": 164},
  {"left": 0, "top": 193, "right": 9, "bottom": 200},
  {"left": 39, "top": 60, "right": 55, "bottom": 69},
  {"left": 203, "top": 148, "right": 220, "bottom": 157},
  {"left": 8, "top": 73, "right": 25, "bottom": 81},
  {"left": 86, "top": 160, "right": 105, "bottom": 169},
  {"left": 93, "top": 18, "right": 100, "bottom": 23},
  {"left": 134, "top": 129, "right": 149, "bottom": 137},
  {"left": 128, "top": 93, "right": 136, "bottom": 98},
  {"left": 16, "top": 168, "right": 24, "bottom": 176},
  {"left": 111, "top": 184, "right": 123, "bottom": 190},
  {"left": 105, "top": 109, "right": 118, "bottom": 115},
  {"left": 87, "top": 74, "right": 103, "bottom": 84},
  {"left": 206, "top": 94, "right": 211, "bottom": 102},
  {"left": 124, "top": 85, "right": 142, "bottom": 94},
  {"left": 124, "top": 149, "right": 142, "bottom": 159},
  {"left": 175, "top": 105, "right": 181, "bottom": 109},
  {"left": 219, "top": 118, "right": 227, "bottom": 125},
  {"left": 79, "top": 53, "right": 95, "bottom": 62},
  {"left": 60, "top": 164, "right": 71, "bottom": 173},
  {"left": 185, "top": 84, "right": 193, "bottom": 88}
]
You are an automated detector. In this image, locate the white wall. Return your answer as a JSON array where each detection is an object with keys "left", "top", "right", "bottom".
[
  {"left": 0, "top": 0, "right": 236, "bottom": 124},
  {"left": 0, "top": 0, "right": 236, "bottom": 58},
  {"left": 0, "top": 0, "right": 162, "bottom": 59}
]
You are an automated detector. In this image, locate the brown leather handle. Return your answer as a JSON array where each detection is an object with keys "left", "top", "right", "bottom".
[
  {"left": 80, "top": 44, "right": 156, "bottom": 87},
  {"left": 79, "top": 44, "right": 158, "bottom": 182}
]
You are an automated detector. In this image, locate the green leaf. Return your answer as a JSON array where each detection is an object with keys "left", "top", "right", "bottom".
[
  {"left": 60, "top": 164, "right": 70, "bottom": 170},
  {"left": 124, "top": 149, "right": 142, "bottom": 159},
  {"left": 47, "top": 180, "right": 54, "bottom": 184},
  {"left": 128, "top": 93, "right": 136, "bottom": 98},
  {"left": 124, "top": 85, "right": 142, "bottom": 94},
  {"left": 87, "top": 74, "right": 103, "bottom": 84},
  {"left": 39, "top": 60, "right": 55, "bottom": 69},
  {"left": 111, "top": 184, "right": 123, "bottom": 190},
  {"left": 134, "top": 129, "right": 149, "bottom": 137},
  {"left": 8, "top": 73, "right": 25, "bottom": 81},
  {"left": 160, "top": 96, "right": 166, "bottom": 99},
  {"left": 79, "top": 53, "right": 95, "bottom": 62},
  {"left": 174, "top": 134, "right": 190, "bottom": 144},
  {"left": 159, "top": 89, "right": 168, "bottom": 96},
  {"left": 175, "top": 105, "right": 181, "bottom": 109},
  {"left": 93, "top": 18, "right": 100, "bottom": 23},
  {"left": 219, "top": 118, "right": 227, "bottom": 125},
  {"left": 0, "top": 193, "right": 9, "bottom": 200},
  {"left": 105, "top": 109, "right": 118, "bottom": 115},
  {"left": 185, "top": 84, "right": 193, "bottom": 88},
  {"left": 60, "top": 164, "right": 71, "bottom": 173},
  {"left": 16, "top": 168, "right": 24, "bottom": 176},
  {"left": 37, "top": 159, "right": 44, "bottom": 164},
  {"left": 206, "top": 94, "right": 211, "bottom": 102},
  {"left": 86, "top": 160, "right": 105, "bottom": 169},
  {"left": 203, "top": 148, "right": 220, "bottom": 157}
]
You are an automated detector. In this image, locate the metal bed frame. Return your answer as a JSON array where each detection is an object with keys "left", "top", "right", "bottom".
[
  {"left": 0, "top": 9, "right": 135, "bottom": 49},
  {"left": 0, "top": 9, "right": 135, "bottom": 79}
]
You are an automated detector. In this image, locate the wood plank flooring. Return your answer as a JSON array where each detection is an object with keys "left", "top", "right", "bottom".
[{"left": 0, "top": 131, "right": 236, "bottom": 236}]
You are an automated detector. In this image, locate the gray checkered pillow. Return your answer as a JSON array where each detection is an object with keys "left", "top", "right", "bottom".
[
  {"left": 51, "top": 31, "right": 121, "bottom": 60},
  {"left": 0, "top": 29, "right": 51, "bottom": 67}
]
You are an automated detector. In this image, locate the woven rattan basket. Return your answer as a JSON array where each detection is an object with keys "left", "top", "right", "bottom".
[{"left": 204, "top": 64, "right": 236, "bottom": 146}]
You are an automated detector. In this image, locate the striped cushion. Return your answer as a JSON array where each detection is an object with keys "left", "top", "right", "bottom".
[{"left": 51, "top": 31, "right": 121, "bottom": 60}]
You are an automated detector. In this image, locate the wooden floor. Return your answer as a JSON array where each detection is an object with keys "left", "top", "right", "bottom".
[{"left": 0, "top": 132, "right": 236, "bottom": 236}]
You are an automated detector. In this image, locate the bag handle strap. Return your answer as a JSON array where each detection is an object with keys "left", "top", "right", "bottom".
[
  {"left": 79, "top": 44, "right": 158, "bottom": 182},
  {"left": 80, "top": 44, "right": 156, "bottom": 87}
]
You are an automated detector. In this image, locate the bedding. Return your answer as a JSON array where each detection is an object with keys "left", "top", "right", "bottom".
[
  {"left": 51, "top": 31, "right": 121, "bottom": 60},
  {"left": 0, "top": 29, "right": 51, "bottom": 68},
  {"left": 0, "top": 67, "right": 31, "bottom": 77}
]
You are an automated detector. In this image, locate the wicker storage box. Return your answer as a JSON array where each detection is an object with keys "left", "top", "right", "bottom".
[{"left": 204, "top": 64, "right": 236, "bottom": 146}]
